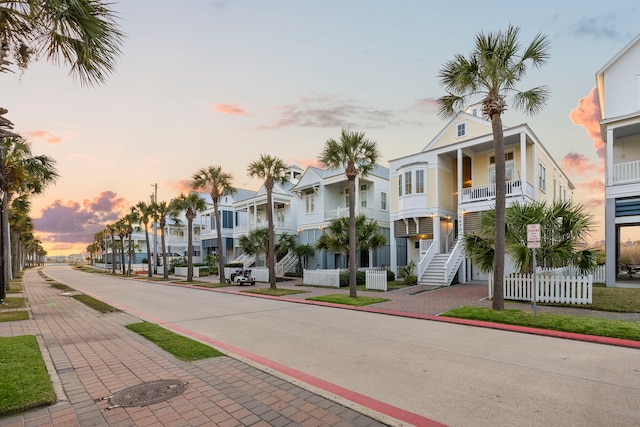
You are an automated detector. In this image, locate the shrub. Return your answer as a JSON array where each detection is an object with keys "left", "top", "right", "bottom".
[
  {"left": 339, "top": 271, "right": 366, "bottom": 287},
  {"left": 386, "top": 270, "right": 395, "bottom": 282},
  {"left": 225, "top": 262, "right": 243, "bottom": 268},
  {"left": 198, "top": 267, "right": 210, "bottom": 276},
  {"left": 285, "top": 272, "right": 303, "bottom": 278},
  {"left": 404, "top": 274, "right": 418, "bottom": 285}
]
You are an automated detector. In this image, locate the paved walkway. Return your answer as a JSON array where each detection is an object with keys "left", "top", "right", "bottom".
[
  {"left": 0, "top": 269, "right": 392, "bottom": 427},
  {"left": 1, "top": 267, "right": 638, "bottom": 426}
]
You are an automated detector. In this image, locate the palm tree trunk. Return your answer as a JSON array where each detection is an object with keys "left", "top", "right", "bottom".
[
  {"left": 144, "top": 224, "right": 152, "bottom": 277},
  {"left": 492, "top": 114, "right": 506, "bottom": 310},
  {"left": 160, "top": 222, "right": 168, "bottom": 279},
  {"left": 266, "top": 185, "right": 277, "bottom": 289},
  {"left": 348, "top": 178, "right": 357, "bottom": 298},
  {"left": 2, "top": 192, "right": 12, "bottom": 284},
  {"left": 187, "top": 216, "right": 193, "bottom": 282},
  {"left": 214, "top": 200, "right": 225, "bottom": 284}
]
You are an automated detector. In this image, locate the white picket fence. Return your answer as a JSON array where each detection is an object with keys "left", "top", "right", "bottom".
[
  {"left": 489, "top": 273, "right": 593, "bottom": 304},
  {"left": 303, "top": 269, "right": 340, "bottom": 288},
  {"left": 365, "top": 269, "right": 387, "bottom": 291}
]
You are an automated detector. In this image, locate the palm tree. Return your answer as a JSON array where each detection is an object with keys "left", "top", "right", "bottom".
[
  {"left": 238, "top": 227, "right": 269, "bottom": 266},
  {"left": 170, "top": 193, "right": 206, "bottom": 282},
  {"left": 463, "top": 200, "right": 596, "bottom": 276},
  {"left": 192, "top": 165, "right": 236, "bottom": 284},
  {"left": 114, "top": 218, "right": 128, "bottom": 275},
  {"left": 135, "top": 201, "right": 154, "bottom": 277},
  {"left": 87, "top": 243, "right": 99, "bottom": 265},
  {"left": 293, "top": 244, "right": 315, "bottom": 273},
  {"left": 123, "top": 209, "right": 138, "bottom": 276},
  {"left": 247, "top": 154, "right": 290, "bottom": 290},
  {"left": 319, "top": 129, "right": 380, "bottom": 298},
  {"left": 437, "top": 25, "right": 550, "bottom": 310},
  {"left": 151, "top": 200, "right": 175, "bottom": 279},
  {"left": 8, "top": 195, "right": 31, "bottom": 273},
  {"left": 0, "top": 0, "right": 124, "bottom": 86},
  {"left": 0, "top": 135, "right": 58, "bottom": 285},
  {"left": 106, "top": 223, "right": 116, "bottom": 274},
  {"left": 315, "top": 214, "right": 386, "bottom": 269}
]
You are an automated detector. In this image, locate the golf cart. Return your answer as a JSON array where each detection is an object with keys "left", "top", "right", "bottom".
[{"left": 227, "top": 268, "right": 256, "bottom": 286}]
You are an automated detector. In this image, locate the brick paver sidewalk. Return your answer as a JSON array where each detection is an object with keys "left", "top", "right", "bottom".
[{"left": 0, "top": 269, "right": 389, "bottom": 426}]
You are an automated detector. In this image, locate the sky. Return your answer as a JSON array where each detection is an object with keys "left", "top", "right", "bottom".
[{"left": 3, "top": 0, "right": 639, "bottom": 256}]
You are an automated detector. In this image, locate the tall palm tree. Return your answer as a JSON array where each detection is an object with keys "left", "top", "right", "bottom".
[
  {"left": 8, "top": 195, "right": 31, "bottom": 273},
  {"left": 192, "top": 165, "right": 236, "bottom": 284},
  {"left": 135, "top": 201, "right": 154, "bottom": 277},
  {"left": 437, "top": 25, "right": 550, "bottom": 310},
  {"left": 319, "top": 129, "right": 380, "bottom": 298},
  {"left": 0, "top": 135, "right": 58, "bottom": 285},
  {"left": 106, "top": 223, "right": 116, "bottom": 274},
  {"left": 123, "top": 209, "right": 138, "bottom": 276},
  {"left": 151, "top": 200, "right": 178, "bottom": 279},
  {"left": 0, "top": 0, "right": 124, "bottom": 86},
  {"left": 170, "top": 193, "right": 206, "bottom": 282},
  {"left": 247, "top": 154, "right": 290, "bottom": 290},
  {"left": 114, "top": 218, "right": 128, "bottom": 275}
]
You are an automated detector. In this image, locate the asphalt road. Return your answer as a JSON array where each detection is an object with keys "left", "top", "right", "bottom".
[{"left": 44, "top": 266, "right": 640, "bottom": 427}]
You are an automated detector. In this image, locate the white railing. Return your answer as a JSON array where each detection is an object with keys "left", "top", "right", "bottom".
[
  {"left": 443, "top": 240, "right": 464, "bottom": 285},
  {"left": 417, "top": 239, "right": 436, "bottom": 280},
  {"left": 613, "top": 160, "right": 640, "bottom": 183},
  {"left": 537, "top": 265, "right": 605, "bottom": 284},
  {"left": 460, "top": 180, "right": 525, "bottom": 202},
  {"left": 303, "top": 269, "right": 340, "bottom": 287},
  {"left": 324, "top": 207, "right": 374, "bottom": 220},
  {"left": 365, "top": 269, "right": 387, "bottom": 291},
  {"left": 488, "top": 273, "right": 593, "bottom": 304}
]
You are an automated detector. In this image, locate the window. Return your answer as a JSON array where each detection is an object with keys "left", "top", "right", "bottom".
[
  {"left": 360, "top": 189, "right": 367, "bottom": 208},
  {"left": 398, "top": 174, "right": 403, "bottom": 197},
  {"left": 553, "top": 178, "right": 557, "bottom": 200},
  {"left": 404, "top": 171, "right": 412, "bottom": 195},
  {"left": 539, "top": 163, "right": 546, "bottom": 191},
  {"left": 305, "top": 190, "right": 315, "bottom": 214},
  {"left": 415, "top": 170, "right": 424, "bottom": 193},
  {"left": 381, "top": 192, "right": 387, "bottom": 211},
  {"left": 489, "top": 152, "right": 515, "bottom": 184},
  {"left": 457, "top": 122, "right": 466, "bottom": 137},
  {"left": 222, "top": 210, "right": 233, "bottom": 228},
  {"left": 344, "top": 187, "right": 349, "bottom": 207}
]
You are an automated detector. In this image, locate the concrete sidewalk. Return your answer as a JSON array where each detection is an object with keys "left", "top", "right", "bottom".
[{"left": 0, "top": 269, "right": 399, "bottom": 427}]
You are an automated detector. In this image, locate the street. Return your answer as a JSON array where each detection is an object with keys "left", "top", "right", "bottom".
[{"left": 45, "top": 266, "right": 640, "bottom": 427}]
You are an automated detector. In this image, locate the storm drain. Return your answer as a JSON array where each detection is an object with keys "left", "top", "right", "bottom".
[{"left": 102, "top": 379, "right": 187, "bottom": 410}]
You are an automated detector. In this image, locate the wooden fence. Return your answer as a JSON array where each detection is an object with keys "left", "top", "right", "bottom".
[
  {"left": 303, "top": 269, "right": 340, "bottom": 288},
  {"left": 489, "top": 273, "right": 593, "bottom": 304},
  {"left": 365, "top": 269, "right": 387, "bottom": 291}
]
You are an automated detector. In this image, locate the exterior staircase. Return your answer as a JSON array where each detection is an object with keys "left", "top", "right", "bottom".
[{"left": 419, "top": 239, "right": 463, "bottom": 286}]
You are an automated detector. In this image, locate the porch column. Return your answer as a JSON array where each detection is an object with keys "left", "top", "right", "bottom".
[
  {"left": 390, "top": 221, "right": 398, "bottom": 275},
  {"left": 606, "top": 127, "right": 614, "bottom": 186},
  {"left": 433, "top": 216, "right": 441, "bottom": 253},
  {"left": 457, "top": 148, "right": 463, "bottom": 205},
  {"left": 605, "top": 200, "right": 616, "bottom": 287},
  {"left": 520, "top": 131, "right": 527, "bottom": 190}
]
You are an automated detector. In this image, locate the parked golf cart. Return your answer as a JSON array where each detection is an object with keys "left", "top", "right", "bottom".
[{"left": 226, "top": 268, "right": 256, "bottom": 286}]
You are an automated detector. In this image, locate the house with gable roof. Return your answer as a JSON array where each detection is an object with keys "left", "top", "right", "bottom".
[
  {"left": 290, "top": 164, "right": 391, "bottom": 270},
  {"left": 597, "top": 33, "right": 640, "bottom": 287},
  {"left": 389, "top": 109, "right": 574, "bottom": 285}
]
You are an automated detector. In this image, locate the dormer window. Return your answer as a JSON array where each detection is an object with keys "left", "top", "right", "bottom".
[{"left": 457, "top": 122, "right": 466, "bottom": 137}]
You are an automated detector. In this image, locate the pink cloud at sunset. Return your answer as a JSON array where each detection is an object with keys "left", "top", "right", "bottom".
[
  {"left": 24, "top": 130, "right": 63, "bottom": 145},
  {"left": 562, "top": 152, "right": 604, "bottom": 175},
  {"left": 211, "top": 103, "right": 250, "bottom": 116},
  {"left": 33, "top": 191, "right": 128, "bottom": 245},
  {"left": 289, "top": 157, "right": 323, "bottom": 169},
  {"left": 569, "top": 86, "right": 604, "bottom": 159},
  {"left": 165, "top": 179, "right": 193, "bottom": 194}
]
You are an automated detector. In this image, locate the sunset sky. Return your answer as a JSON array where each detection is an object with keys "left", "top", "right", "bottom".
[{"left": 2, "top": 0, "right": 639, "bottom": 256}]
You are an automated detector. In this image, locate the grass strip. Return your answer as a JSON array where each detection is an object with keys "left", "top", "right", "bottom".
[
  {"left": 0, "top": 311, "right": 29, "bottom": 322},
  {"left": 126, "top": 322, "right": 224, "bottom": 361},
  {"left": 71, "top": 294, "right": 118, "bottom": 313},
  {"left": 242, "top": 288, "right": 307, "bottom": 297},
  {"left": 307, "top": 294, "right": 389, "bottom": 306},
  {"left": 193, "top": 282, "right": 234, "bottom": 289},
  {"left": 442, "top": 306, "right": 640, "bottom": 341},
  {"left": 0, "top": 335, "right": 56, "bottom": 416},
  {"left": 1, "top": 297, "right": 24, "bottom": 309}
]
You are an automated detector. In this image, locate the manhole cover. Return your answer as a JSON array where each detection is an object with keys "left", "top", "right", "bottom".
[{"left": 103, "top": 379, "right": 187, "bottom": 410}]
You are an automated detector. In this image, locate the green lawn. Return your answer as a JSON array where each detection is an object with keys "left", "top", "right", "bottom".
[
  {"left": 442, "top": 306, "right": 640, "bottom": 341},
  {"left": 307, "top": 294, "right": 389, "bottom": 306},
  {"left": 0, "top": 311, "right": 29, "bottom": 322},
  {"left": 0, "top": 335, "right": 56, "bottom": 416},
  {"left": 71, "top": 294, "right": 118, "bottom": 313},
  {"left": 126, "top": 322, "right": 224, "bottom": 361},
  {"left": 1, "top": 297, "right": 24, "bottom": 309},
  {"left": 242, "top": 288, "right": 308, "bottom": 296},
  {"left": 588, "top": 285, "right": 640, "bottom": 312}
]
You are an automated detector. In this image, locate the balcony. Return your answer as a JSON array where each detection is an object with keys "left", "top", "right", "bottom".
[
  {"left": 324, "top": 206, "right": 374, "bottom": 221},
  {"left": 234, "top": 220, "right": 294, "bottom": 234},
  {"left": 460, "top": 180, "right": 534, "bottom": 203},
  {"left": 613, "top": 160, "right": 640, "bottom": 184}
]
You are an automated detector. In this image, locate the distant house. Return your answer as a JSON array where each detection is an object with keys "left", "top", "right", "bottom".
[
  {"left": 290, "top": 165, "right": 391, "bottom": 270},
  {"left": 389, "top": 109, "right": 573, "bottom": 285},
  {"left": 597, "top": 33, "right": 640, "bottom": 287}
]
